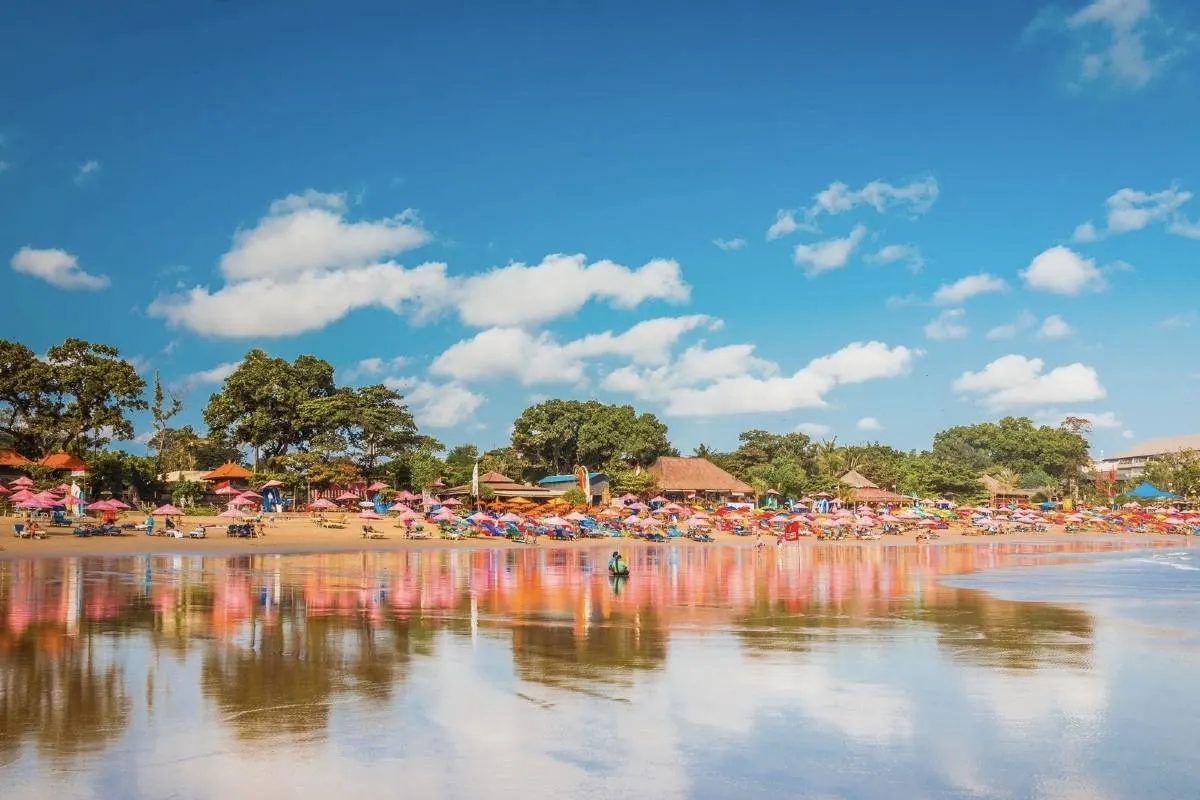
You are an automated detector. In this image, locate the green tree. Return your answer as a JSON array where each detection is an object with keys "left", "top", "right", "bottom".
[
  {"left": 149, "top": 371, "right": 182, "bottom": 472},
  {"left": 1143, "top": 450, "right": 1200, "bottom": 497},
  {"left": 300, "top": 384, "right": 431, "bottom": 475},
  {"left": 609, "top": 467, "right": 659, "bottom": 497},
  {"left": 202, "top": 349, "right": 337, "bottom": 468},
  {"left": 0, "top": 338, "right": 147, "bottom": 456},
  {"left": 511, "top": 400, "right": 674, "bottom": 477},
  {"left": 442, "top": 444, "right": 480, "bottom": 487}
]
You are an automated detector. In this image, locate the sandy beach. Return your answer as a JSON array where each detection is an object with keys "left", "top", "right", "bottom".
[{"left": 0, "top": 512, "right": 1191, "bottom": 559}]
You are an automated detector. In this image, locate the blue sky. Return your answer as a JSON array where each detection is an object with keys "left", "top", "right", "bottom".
[{"left": 2, "top": 0, "right": 1197, "bottom": 459}]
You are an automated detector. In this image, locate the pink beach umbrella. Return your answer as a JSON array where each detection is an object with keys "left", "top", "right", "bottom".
[
  {"left": 335, "top": 491, "right": 359, "bottom": 502},
  {"left": 310, "top": 498, "right": 337, "bottom": 510},
  {"left": 152, "top": 504, "right": 183, "bottom": 516},
  {"left": 9, "top": 476, "right": 33, "bottom": 488},
  {"left": 441, "top": 498, "right": 462, "bottom": 507},
  {"left": 387, "top": 502, "right": 414, "bottom": 513},
  {"left": 86, "top": 499, "right": 116, "bottom": 512},
  {"left": 498, "top": 512, "right": 522, "bottom": 523},
  {"left": 108, "top": 499, "right": 131, "bottom": 510},
  {"left": 8, "top": 489, "right": 34, "bottom": 504},
  {"left": 219, "top": 508, "right": 246, "bottom": 518}
]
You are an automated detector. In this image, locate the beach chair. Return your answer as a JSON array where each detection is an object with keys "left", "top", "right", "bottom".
[{"left": 361, "top": 525, "right": 386, "bottom": 540}]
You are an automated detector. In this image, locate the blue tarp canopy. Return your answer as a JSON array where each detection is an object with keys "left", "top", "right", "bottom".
[{"left": 1125, "top": 481, "right": 1181, "bottom": 499}]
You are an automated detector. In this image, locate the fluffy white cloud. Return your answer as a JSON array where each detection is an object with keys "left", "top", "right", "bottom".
[
  {"left": 173, "top": 361, "right": 241, "bottom": 392},
  {"left": 932, "top": 273, "right": 1007, "bottom": 304},
  {"left": 431, "top": 315, "right": 714, "bottom": 385},
  {"left": 713, "top": 237, "right": 746, "bottom": 251},
  {"left": 151, "top": 191, "right": 690, "bottom": 337},
  {"left": 220, "top": 190, "right": 431, "bottom": 280},
  {"left": 865, "top": 243, "right": 924, "bottom": 272},
  {"left": 385, "top": 377, "right": 483, "bottom": 428},
  {"left": 986, "top": 309, "right": 1037, "bottom": 340},
  {"left": 1169, "top": 216, "right": 1200, "bottom": 238},
  {"left": 439, "top": 253, "right": 690, "bottom": 328},
  {"left": 1073, "top": 186, "right": 1194, "bottom": 241},
  {"left": 149, "top": 261, "right": 452, "bottom": 337},
  {"left": 857, "top": 416, "right": 883, "bottom": 431},
  {"left": 1020, "top": 246, "right": 1106, "bottom": 295},
  {"left": 1038, "top": 315, "right": 1074, "bottom": 338},
  {"left": 10, "top": 246, "right": 111, "bottom": 290},
  {"left": 608, "top": 340, "right": 922, "bottom": 416},
  {"left": 796, "top": 422, "right": 833, "bottom": 437},
  {"left": 924, "top": 308, "right": 969, "bottom": 340},
  {"left": 953, "top": 354, "right": 1106, "bottom": 409},
  {"left": 792, "top": 224, "right": 867, "bottom": 276}
]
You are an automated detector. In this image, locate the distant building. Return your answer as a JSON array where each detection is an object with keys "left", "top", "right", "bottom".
[
  {"left": 537, "top": 471, "right": 609, "bottom": 504},
  {"left": 647, "top": 456, "right": 753, "bottom": 502},
  {"left": 1095, "top": 434, "right": 1200, "bottom": 481},
  {"left": 978, "top": 474, "right": 1035, "bottom": 506},
  {"left": 441, "top": 470, "right": 557, "bottom": 500},
  {"left": 838, "top": 470, "right": 910, "bottom": 505}
]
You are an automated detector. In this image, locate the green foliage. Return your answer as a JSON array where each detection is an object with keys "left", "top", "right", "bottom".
[
  {"left": 0, "top": 337, "right": 147, "bottom": 456},
  {"left": 150, "top": 371, "right": 182, "bottom": 470},
  {"left": 170, "top": 480, "right": 207, "bottom": 506},
  {"left": 388, "top": 448, "right": 444, "bottom": 491},
  {"left": 202, "top": 349, "right": 337, "bottom": 465},
  {"left": 1143, "top": 450, "right": 1200, "bottom": 497},
  {"left": 87, "top": 451, "right": 162, "bottom": 505},
  {"left": 561, "top": 486, "right": 587, "bottom": 505},
  {"left": 511, "top": 400, "right": 674, "bottom": 477},
  {"left": 442, "top": 444, "right": 479, "bottom": 487},
  {"left": 609, "top": 467, "right": 659, "bottom": 497},
  {"left": 181, "top": 505, "right": 220, "bottom": 517}
]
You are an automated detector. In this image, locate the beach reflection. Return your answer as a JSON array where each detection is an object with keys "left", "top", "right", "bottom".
[{"left": 1, "top": 540, "right": 1195, "bottom": 799}]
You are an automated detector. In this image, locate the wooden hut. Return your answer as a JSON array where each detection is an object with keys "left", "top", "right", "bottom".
[
  {"left": 647, "top": 457, "right": 753, "bottom": 503},
  {"left": 838, "top": 469, "right": 910, "bottom": 505},
  {"left": 979, "top": 474, "right": 1035, "bottom": 507}
]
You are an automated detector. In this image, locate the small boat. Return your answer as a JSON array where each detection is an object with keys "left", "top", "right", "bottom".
[{"left": 609, "top": 568, "right": 630, "bottom": 578}]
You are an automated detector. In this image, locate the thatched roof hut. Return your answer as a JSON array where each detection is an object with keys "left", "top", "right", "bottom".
[
  {"left": 647, "top": 457, "right": 753, "bottom": 499},
  {"left": 979, "top": 474, "right": 1034, "bottom": 505},
  {"left": 442, "top": 470, "right": 556, "bottom": 499}
]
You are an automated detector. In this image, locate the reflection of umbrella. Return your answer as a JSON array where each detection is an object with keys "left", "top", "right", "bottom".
[{"left": 152, "top": 504, "right": 183, "bottom": 516}]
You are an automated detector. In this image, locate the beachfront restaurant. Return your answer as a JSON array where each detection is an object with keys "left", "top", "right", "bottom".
[
  {"left": 647, "top": 456, "right": 754, "bottom": 504},
  {"left": 978, "top": 474, "right": 1035, "bottom": 507},
  {"left": 440, "top": 471, "right": 558, "bottom": 502}
]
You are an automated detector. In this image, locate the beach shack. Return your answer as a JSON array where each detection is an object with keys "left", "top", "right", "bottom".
[
  {"left": 978, "top": 474, "right": 1035, "bottom": 507},
  {"left": 0, "top": 448, "right": 34, "bottom": 481},
  {"left": 647, "top": 456, "right": 754, "bottom": 504},
  {"left": 838, "top": 469, "right": 911, "bottom": 506}
]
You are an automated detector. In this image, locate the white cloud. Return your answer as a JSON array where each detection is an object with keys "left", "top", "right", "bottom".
[
  {"left": 74, "top": 159, "right": 100, "bottom": 184},
  {"left": 1122, "top": 429, "right": 1135, "bottom": 439},
  {"left": 385, "top": 377, "right": 483, "bottom": 428},
  {"left": 1038, "top": 315, "right": 1074, "bottom": 338},
  {"left": 795, "top": 422, "right": 833, "bottom": 437},
  {"left": 1159, "top": 311, "right": 1197, "bottom": 329},
  {"left": 857, "top": 416, "right": 883, "bottom": 431},
  {"left": 864, "top": 243, "right": 925, "bottom": 272},
  {"left": 713, "top": 237, "right": 746, "bottom": 251},
  {"left": 607, "top": 340, "right": 922, "bottom": 416},
  {"left": 1073, "top": 186, "right": 1194, "bottom": 241},
  {"left": 10, "top": 246, "right": 111, "bottom": 290},
  {"left": 766, "top": 210, "right": 800, "bottom": 240},
  {"left": 1169, "top": 215, "right": 1200, "bottom": 238},
  {"left": 149, "top": 261, "right": 452, "bottom": 337},
  {"left": 953, "top": 354, "right": 1106, "bottom": 409},
  {"left": 174, "top": 361, "right": 242, "bottom": 392},
  {"left": 127, "top": 355, "right": 152, "bottom": 375},
  {"left": 886, "top": 293, "right": 921, "bottom": 308},
  {"left": 1063, "top": 0, "right": 1179, "bottom": 89},
  {"left": 343, "top": 356, "right": 410, "bottom": 381},
  {"left": 219, "top": 190, "right": 431, "bottom": 281},
  {"left": 431, "top": 315, "right": 714, "bottom": 385},
  {"left": 932, "top": 273, "right": 1007, "bottom": 305},
  {"left": 805, "top": 178, "right": 939, "bottom": 227},
  {"left": 1034, "top": 409, "right": 1122, "bottom": 429},
  {"left": 792, "top": 224, "right": 867, "bottom": 276},
  {"left": 986, "top": 309, "right": 1037, "bottom": 340},
  {"left": 1020, "top": 246, "right": 1106, "bottom": 295},
  {"left": 924, "top": 308, "right": 969, "bottom": 340},
  {"left": 439, "top": 253, "right": 690, "bottom": 328}
]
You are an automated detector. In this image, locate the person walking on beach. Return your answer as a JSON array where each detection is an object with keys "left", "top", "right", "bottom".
[{"left": 145, "top": 512, "right": 154, "bottom": 537}]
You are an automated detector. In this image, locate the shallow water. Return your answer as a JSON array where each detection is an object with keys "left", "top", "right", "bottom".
[{"left": 1, "top": 540, "right": 1197, "bottom": 800}]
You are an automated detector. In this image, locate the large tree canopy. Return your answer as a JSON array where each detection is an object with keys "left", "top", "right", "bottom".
[
  {"left": 510, "top": 400, "right": 675, "bottom": 478},
  {"left": 202, "top": 349, "right": 338, "bottom": 465},
  {"left": 0, "top": 337, "right": 146, "bottom": 456}
]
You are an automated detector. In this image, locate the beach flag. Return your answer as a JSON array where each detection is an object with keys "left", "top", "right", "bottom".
[{"left": 471, "top": 461, "right": 480, "bottom": 497}]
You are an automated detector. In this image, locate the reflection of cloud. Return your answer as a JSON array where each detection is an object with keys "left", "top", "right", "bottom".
[
  {"left": 666, "top": 636, "right": 913, "bottom": 744},
  {"left": 967, "top": 667, "right": 1107, "bottom": 731}
]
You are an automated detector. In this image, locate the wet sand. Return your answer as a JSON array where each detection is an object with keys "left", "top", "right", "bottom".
[{"left": 0, "top": 512, "right": 1189, "bottom": 559}]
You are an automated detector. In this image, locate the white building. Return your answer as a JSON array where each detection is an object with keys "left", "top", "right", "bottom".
[{"left": 1095, "top": 434, "right": 1200, "bottom": 480}]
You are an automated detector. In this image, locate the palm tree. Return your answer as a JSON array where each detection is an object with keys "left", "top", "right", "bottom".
[{"left": 693, "top": 444, "right": 713, "bottom": 459}]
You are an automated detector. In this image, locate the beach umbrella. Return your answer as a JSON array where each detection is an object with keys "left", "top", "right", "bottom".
[
  {"left": 442, "top": 497, "right": 462, "bottom": 507},
  {"left": 467, "top": 512, "right": 490, "bottom": 522},
  {"left": 219, "top": 508, "right": 245, "bottom": 518},
  {"left": 565, "top": 511, "right": 589, "bottom": 521},
  {"left": 387, "top": 503, "right": 414, "bottom": 513},
  {"left": 310, "top": 498, "right": 337, "bottom": 510},
  {"left": 152, "top": 504, "right": 183, "bottom": 516},
  {"left": 259, "top": 480, "right": 283, "bottom": 489},
  {"left": 367, "top": 481, "right": 388, "bottom": 491},
  {"left": 9, "top": 476, "right": 33, "bottom": 488},
  {"left": 0, "top": 485, "right": 8, "bottom": 495},
  {"left": 214, "top": 485, "right": 241, "bottom": 497},
  {"left": 335, "top": 491, "right": 359, "bottom": 501},
  {"left": 86, "top": 499, "right": 115, "bottom": 511},
  {"left": 498, "top": 512, "right": 522, "bottom": 523}
]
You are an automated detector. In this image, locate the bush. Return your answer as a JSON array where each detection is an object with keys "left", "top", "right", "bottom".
[
  {"left": 561, "top": 486, "right": 587, "bottom": 505},
  {"left": 182, "top": 505, "right": 220, "bottom": 516}
]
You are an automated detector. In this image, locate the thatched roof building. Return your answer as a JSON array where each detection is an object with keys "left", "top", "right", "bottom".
[
  {"left": 442, "top": 470, "right": 556, "bottom": 499},
  {"left": 838, "top": 469, "right": 909, "bottom": 504},
  {"left": 979, "top": 474, "right": 1034, "bottom": 505},
  {"left": 202, "top": 462, "right": 253, "bottom": 481},
  {"left": 647, "top": 457, "right": 753, "bottom": 500}
]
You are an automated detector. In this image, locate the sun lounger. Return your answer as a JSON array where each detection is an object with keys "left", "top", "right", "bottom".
[{"left": 361, "top": 525, "right": 386, "bottom": 540}]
